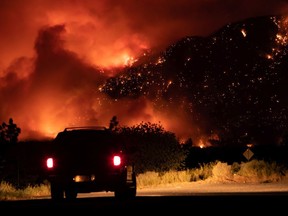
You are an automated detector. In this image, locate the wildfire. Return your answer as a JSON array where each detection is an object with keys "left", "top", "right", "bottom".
[
  {"left": 123, "top": 55, "right": 138, "bottom": 67},
  {"left": 2, "top": 1, "right": 286, "bottom": 145},
  {"left": 198, "top": 139, "right": 205, "bottom": 148},
  {"left": 268, "top": 16, "right": 288, "bottom": 60}
]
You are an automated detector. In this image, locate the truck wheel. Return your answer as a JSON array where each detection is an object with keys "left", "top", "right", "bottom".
[
  {"left": 50, "top": 183, "right": 64, "bottom": 201},
  {"left": 115, "top": 174, "right": 137, "bottom": 199},
  {"left": 65, "top": 187, "right": 77, "bottom": 200}
]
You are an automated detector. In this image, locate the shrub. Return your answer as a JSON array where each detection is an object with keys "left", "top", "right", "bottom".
[
  {"left": 118, "top": 122, "right": 188, "bottom": 174},
  {"left": 236, "top": 159, "right": 286, "bottom": 183}
]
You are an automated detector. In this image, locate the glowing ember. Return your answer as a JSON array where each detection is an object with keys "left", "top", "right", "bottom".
[{"left": 241, "top": 29, "right": 247, "bottom": 37}]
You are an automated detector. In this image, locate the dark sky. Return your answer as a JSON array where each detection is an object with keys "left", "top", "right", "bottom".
[{"left": 0, "top": 0, "right": 288, "bottom": 142}]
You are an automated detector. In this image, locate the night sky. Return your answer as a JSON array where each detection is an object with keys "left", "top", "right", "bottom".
[{"left": 1, "top": 0, "right": 288, "bottom": 146}]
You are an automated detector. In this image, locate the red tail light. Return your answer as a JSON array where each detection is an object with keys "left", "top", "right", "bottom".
[
  {"left": 113, "top": 155, "right": 121, "bottom": 166},
  {"left": 46, "top": 158, "right": 54, "bottom": 168}
]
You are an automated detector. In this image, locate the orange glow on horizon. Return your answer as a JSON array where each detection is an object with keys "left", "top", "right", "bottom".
[
  {"left": 13, "top": 93, "right": 201, "bottom": 142},
  {"left": 2, "top": 0, "right": 273, "bottom": 143},
  {"left": 198, "top": 139, "right": 205, "bottom": 148}
]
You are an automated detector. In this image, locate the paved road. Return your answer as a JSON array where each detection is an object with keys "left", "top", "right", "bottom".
[
  {"left": 1, "top": 181, "right": 287, "bottom": 213},
  {"left": 0, "top": 193, "right": 287, "bottom": 213}
]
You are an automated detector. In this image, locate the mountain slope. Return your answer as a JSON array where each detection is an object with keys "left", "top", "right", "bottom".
[{"left": 102, "top": 14, "right": 288, "bottom": 146}]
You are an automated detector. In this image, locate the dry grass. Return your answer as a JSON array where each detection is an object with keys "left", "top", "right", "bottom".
[
  {"left": 1, "top": 159, "right": 287, "bottom": 200},
  {"left": 136, "top": 159, "right": 287, "bottom": 187}
]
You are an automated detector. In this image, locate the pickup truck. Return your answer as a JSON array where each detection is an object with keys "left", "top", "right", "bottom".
[{"left": 43, "top": 126, "right": 137, "bottom": 200}]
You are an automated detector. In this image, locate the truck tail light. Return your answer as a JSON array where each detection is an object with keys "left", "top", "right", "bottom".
[
  {"left": 113, "top": 155, "right": 121, "bottom": 166},
  {"left": 46, "top": 157, "right": 54, "bottom": 169}
]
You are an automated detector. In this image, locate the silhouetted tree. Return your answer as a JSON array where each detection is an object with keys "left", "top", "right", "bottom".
[
  {"left": 0, "top": 118, "right": 21, "bottom": 147},
  {"left": 0, "top": 118, "right": 21, "bottom": 186},
  {"left": 118, "top": 122, "right": 188, "bottom": 174},
  {"left": 109, "top": 115, "right": 119, "bottom": 131}
]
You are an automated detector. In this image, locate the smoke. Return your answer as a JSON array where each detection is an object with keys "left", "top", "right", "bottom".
[
  {"left": 1, "top": 24, "right": 177, "bottom": 140},
  {"left": 1, "top": 0, "right": 287, "bottom": 71},
  {"left": 1, "top": 0, "right": 288, "bottom": 141}
]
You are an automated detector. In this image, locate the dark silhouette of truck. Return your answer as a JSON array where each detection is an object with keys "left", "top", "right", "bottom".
[{"left": 43, "top": 126, "right": 137, "bottom": 200}]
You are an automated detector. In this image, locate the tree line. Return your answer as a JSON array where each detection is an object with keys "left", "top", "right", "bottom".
[{"left": 0, "top": 116, "right": 189, "bottom": 187}]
